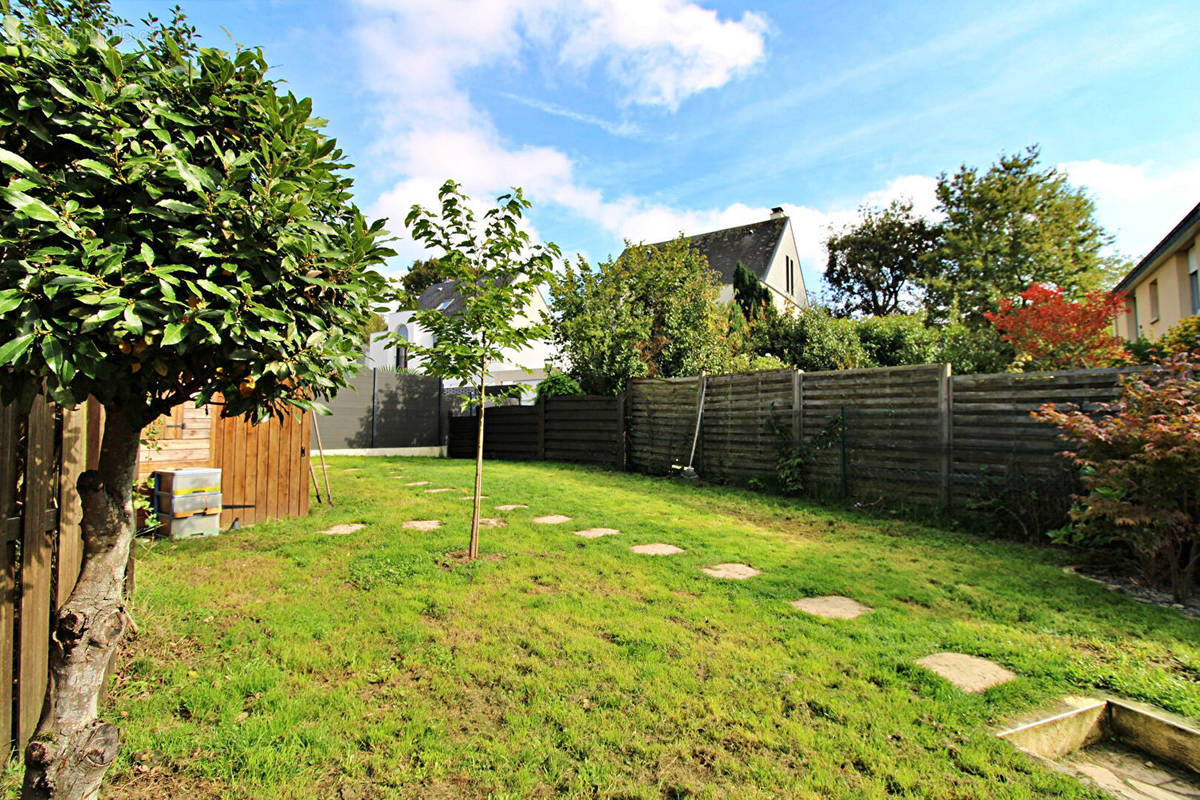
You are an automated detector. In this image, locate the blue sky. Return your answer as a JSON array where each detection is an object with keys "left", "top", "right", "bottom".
[{"left": 112, "top": 0, "right": 1200, "bottom": 295}]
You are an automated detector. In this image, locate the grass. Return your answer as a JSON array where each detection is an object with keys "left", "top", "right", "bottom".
[{"left": 11, "top": 456, "right": 1199, "bottom": 799}]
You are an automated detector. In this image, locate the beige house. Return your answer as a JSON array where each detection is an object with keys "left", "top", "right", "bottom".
[
  {"left": 1114, "top": 200, "right": 1200, "bottom": 340},
  {"left": 626, "top": 208, "right": 810, "bottom": 312}
]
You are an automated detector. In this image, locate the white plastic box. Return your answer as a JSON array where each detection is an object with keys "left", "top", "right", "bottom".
[
  {"left": 155, "top": 468, "right": 221, "bottom": 496},
  {"left": 157, "top": 512, "right": 220, "bottom": 540}
]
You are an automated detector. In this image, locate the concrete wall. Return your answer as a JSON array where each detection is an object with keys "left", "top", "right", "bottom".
[{"left": 315, "top": 371, "right": 442, "bottom": 450}]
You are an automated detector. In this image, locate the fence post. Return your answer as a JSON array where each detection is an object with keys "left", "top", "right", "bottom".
[
  {"left": 791, "top": 370, "right": 803, "bottom": 446},
  {"left": 536, "top": 398, "right": 546, "bottom": 461},
  {"left": 615, "top": 392, "right": 627, "bottom": 471},
  {"left": 369, "top": 368, "right": 378, "bottom": 449},
  {"left": 937, "top": 363, "right": 952, "bottom": 512}
]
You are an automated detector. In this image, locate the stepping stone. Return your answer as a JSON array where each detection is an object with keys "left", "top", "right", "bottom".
[
  {"left": 630, "top": 543, "right": 684, "bottom": 555},
  {"left": 423, "top": 487, "right": 454, "bottom": 493},
  {"left": 916, "top": 652, "right": 1016, "bottom": 693},
  {"left": 702, "top": 563, "right": 760, "bottom": 579},
  {"left": 574, "top": 527, "right": 620, "bottom": 539},
  {"left": 478, "top": 518, "right": 506, "bottom": 529},
  {"left": 791, "top": 596, "right": 873, "bottom": 620},
  {"left": 342, "top": 468, "right": 360, "bottom": 472},
  {"left": 405, "top": 481, "right": 431, "bottom": 487},
  {"left": 320, "top": 523, "right": 365, "bottom": 535},
  {"left": 495, "top": 504, "right": 528, "bottom": 511},
  {"left": 403, "top": 520, "right": 442, "bottom": 531},
  {"left": 532, "top": 514, "right": 572, "bottom": 525},
  {"left": 458, "top": 495, "right": 488, "bottom": 500}
]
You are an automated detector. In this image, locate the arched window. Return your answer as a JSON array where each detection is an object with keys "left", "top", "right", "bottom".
[{"left": 395, "top": 325, "right": 409, "bottom": 370}]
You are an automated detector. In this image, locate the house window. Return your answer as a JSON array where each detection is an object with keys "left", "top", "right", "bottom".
[
  {"left": 785, "top": 256, "right": 794, "bottom": 295},
  {"left": 1189, "top": 245, "right": 1199, "bottom": 315},
  {"left": 1149, "top": 280, "right": 1160, "bottom": 322},
  {"left": 394, "top": 325, "right": 409, "bottom": 370}
]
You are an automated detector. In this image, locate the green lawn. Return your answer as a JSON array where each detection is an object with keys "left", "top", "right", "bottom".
[{"left": 19, "top": 457, "right": 1200, "bottom": 799}]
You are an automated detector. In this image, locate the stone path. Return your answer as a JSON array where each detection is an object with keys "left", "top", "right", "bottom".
[
  {"left": 916, "top": 652, "right": 1015, "bottom": 693},
  {"left": 478, "top": 518, "right": 506, "bottom": 529},
  {"left": 630, "top": 543, "right": 684, "bottom": 555},
  {"left": 423, "top": 488, "right": 454, "bottom": 493},
  {"left": 320, "top": 523, "right": 365, "bottom": 535},
  {"left": 574, "top": 527, "right": 620, "bottom": 539},
  {"left": 702, "top": 563, "right": 760, "bottom": 579},
  {"left": 791, "top": 596, "right": 873, "bottom": 620},
  {"left": 533, "top": 514, "right": 572, "bottom": 525},
  {"left": 459, "top": 495, "right": 488, "bottom": 500},
  {"left": 402, "top": 520, "right": 442, "bottom": 531},
  {"left": 405, "top": 481, "right": 430, "bottom": 487},
  {"left": 495, "top": 504, "right": 528, "bottom": 511}
]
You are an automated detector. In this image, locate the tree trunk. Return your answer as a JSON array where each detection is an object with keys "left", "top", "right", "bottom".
[
  {"left": 470, "top": 375, "right": 486, "bottom": 560},
  {"left": 22, "top": 407, "right": 142, "bottom": 800}
]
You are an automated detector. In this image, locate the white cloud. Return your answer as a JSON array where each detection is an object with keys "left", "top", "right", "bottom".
[
  {"left": 1060, "top": 160, "right": 1200, "bottom": 261},
  {"left": 352, "top": 0, "right": 769, "bottom": 262}
]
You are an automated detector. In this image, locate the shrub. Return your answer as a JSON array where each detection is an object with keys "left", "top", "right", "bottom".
[
  {"left": 1162, "top": 314, "right": 1200, "bottom": 354},
  {"left": 1035, "top": 351, "right": 1200, "bottom": 602},
  {"left": 752, "top": 307, "right": 867, "bottom": 372},
  {"left": 853, "top": 315, "right": 942, "bottom": 367},
  {"left": 535, "top": 372, "right": 583, "bottom": 403}
]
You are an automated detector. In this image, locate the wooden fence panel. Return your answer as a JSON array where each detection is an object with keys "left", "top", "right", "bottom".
[
  {"left": 0, "top": 403, "right": 18, "bottom": 759},
  {"left": 18, "top": 396, "right": 57, "bottom": 746},
  {"left": 700, "top": 370, "right": 794, "bottom": 481},
  {"left": 627, "top": 378, "right": 700, "bottom": 474},
  {"left": 949, "top": 368, "right": 1129, "bottom": 513},
  {"left": 210, "top": 406, "right": 312, "bottom": 528},
  {"left": 543, "top": 395, "right": 622, "bottom": 467}
]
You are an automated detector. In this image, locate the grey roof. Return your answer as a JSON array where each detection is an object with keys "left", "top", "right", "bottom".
[
  {"left": 416, "top": 280, "right": 463, "bottom": 314},
  {"left": 631, "top": 216, "right": 789, "bottom": 285}
]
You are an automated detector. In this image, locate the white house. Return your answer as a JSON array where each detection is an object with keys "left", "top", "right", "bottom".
[
  {"left": 365, "top": 279, "right": 554, "bottom": 389},
  {"left": 628, "top": 207, "right": 809, "bottom": 312}
]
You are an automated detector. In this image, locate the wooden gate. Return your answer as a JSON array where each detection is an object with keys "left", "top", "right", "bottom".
[{"left": 209, "top": 404, "right": 311, "bottom": 529}]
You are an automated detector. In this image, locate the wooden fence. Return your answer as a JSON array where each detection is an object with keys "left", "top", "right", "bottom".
[
  {"left": 209, "top": 404, "right": 312, "bottom": 529},
  {"left": 0, "top": 400, "right": 92, "bottom": 760},
  {"left": 445, "top": 366, "right": 1128, "bottom": 531},
  {"left": 447, "top": 395, "right": 624, "bottom": 468}
]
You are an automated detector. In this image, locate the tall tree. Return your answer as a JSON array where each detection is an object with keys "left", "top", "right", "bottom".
[
  {"left": 400, "top": 180, "right": 558, "bottom": 560},
  {"left": 824, "top": 200, "right": 941, "bottom": 317},
  {"left": 930, "top": 145, "right": 1123, "bottom": 325},
  {"left": 0, "top": 4, "right": 390, "bottom": 795},
  {"left": 732, "top": 261, "right": 773, "bottom": 321},
  {"left": 549, "top": 238, "right": 730, "bottom": 395}
]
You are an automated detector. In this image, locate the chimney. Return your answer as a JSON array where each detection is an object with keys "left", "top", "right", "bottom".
[{"left": 770, "top": 206, "right": 785, "bottom": 219}]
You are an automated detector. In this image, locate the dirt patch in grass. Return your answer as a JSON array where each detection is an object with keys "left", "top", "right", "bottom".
[
  {"left": 702, "top": 563, "right": 760, "bottom": 579},
  {"left": 440, "top": 552, "right": 505, "bottom": 568},
  {"left": 104, "top": 765, "right": 225, "bottom": 800}
]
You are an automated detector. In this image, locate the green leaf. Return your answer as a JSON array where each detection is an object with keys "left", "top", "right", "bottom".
[
  {"left": 47, "top": 78, "right": 89, "bottom": 105},
  {"left": 0, "top": 147, "right": 37, "bottom": 177},
  {"left": 75, "top": 158, "right": 112, "bottom": 178},
  {"left": 140, "top": 242, "right": 155, "bottom": 267},
  {"left": 0, "top": 333, "right": 36, "bottom": 365},
  {"left": 0, "top": 186, "right": 58, "bottom": 221},
  {"left": 161, "top": 322, "right": 185, "bottom": 346},
  {"left": 156, "top": 198, "right": 203, "bottom": 215}
]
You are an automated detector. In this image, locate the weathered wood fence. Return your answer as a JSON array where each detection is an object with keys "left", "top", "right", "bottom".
[
  {"left": 0, "top": 400, "right": 92, "bottom": 760},
  {"left": 449, "top": 366, "right": 1130, "bottom": 527}
]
